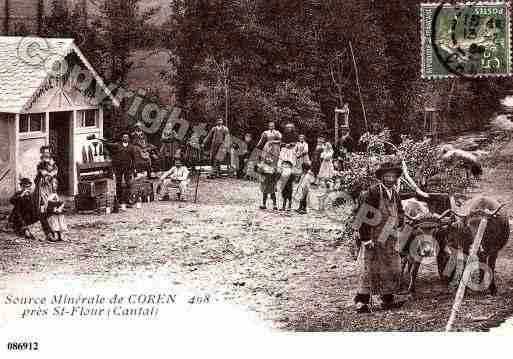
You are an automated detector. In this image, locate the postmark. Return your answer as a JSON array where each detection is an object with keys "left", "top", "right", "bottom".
[{"left": 421, "top": 2, "right": 512, "bottom": 78}]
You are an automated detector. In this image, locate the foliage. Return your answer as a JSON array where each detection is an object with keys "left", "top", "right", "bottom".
[{"left": 336, "top": 129, "right": 474, "bottom": 196}]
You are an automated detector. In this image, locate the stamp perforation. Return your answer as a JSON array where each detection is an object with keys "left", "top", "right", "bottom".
[{"left": 421, "top": 1, "right": 512, "bottom": 79}]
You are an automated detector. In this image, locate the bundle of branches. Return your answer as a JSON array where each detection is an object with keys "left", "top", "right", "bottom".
[{"left": 336, "top": 129, "right": 474, "bottom": 198}]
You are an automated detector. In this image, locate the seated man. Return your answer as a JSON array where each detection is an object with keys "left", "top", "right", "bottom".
[
  {"left": 158, "top": 160, "right": 190, "bottom": 201},
  {"left": 8, "top": 178, "right": 38, "bottom": 239}
]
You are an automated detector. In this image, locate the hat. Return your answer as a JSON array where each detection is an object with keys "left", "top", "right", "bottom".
[
  {"left": 281, "top": 160, "right": 293, "bottom": 167},
  {"left": 375, "top": 161, "right": 402, "bottom": 179},
  {"left": 19, "top": 178, "right": 32, "bottom": 187}
]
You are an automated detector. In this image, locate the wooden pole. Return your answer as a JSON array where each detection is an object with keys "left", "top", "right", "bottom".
[
  {"left": 445, "top": 217, "right": 489, "bottom": 332},
  {"left": 349, "top": 41, "right": 368, "bottom": 132}
]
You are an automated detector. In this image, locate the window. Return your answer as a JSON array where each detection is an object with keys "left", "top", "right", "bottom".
[
  {"left": 19, "top": 113, "right": 44, "bottom": 133},
  {"left": 77, "top": 110, "right": 99, "bottom": 128}
]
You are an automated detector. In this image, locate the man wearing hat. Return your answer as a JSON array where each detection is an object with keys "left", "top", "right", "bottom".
[
  {"left": 354, "top": 160, "right": 405, "bottom": 313},
  {"left": 157, "top": 159, "right": 190, "bottom": 201},
  {"left": 8, "top": 178, "right": 38, "bottom": 239},
  {"left": 100, "top": 132, "right": 137, "bottom": 212},
  {"left": 131, "top": 122, "right": 158, "bottom": 178},
  {"left": 202, "top": 118, "right": 230, "bottom": 178}
]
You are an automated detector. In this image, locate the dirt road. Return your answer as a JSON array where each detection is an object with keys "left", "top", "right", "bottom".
[{"left": 1, "top": 137, "right": 513, "bottom": 332}]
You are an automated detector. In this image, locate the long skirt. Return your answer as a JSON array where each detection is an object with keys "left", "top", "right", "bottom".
[
  {"left": 357, "top": 238, "right": 401, "bottom": 296},
  {"left": 311, "top": 155, "right": 322, "bottom": 176},
  {"left": 318, "top": 159, "right": 335, "bottom": 180},
  {"left": 260, "top": 174, "right": 278, "bottom": 194},
  {"left": 262, "top": 142, "right": 281, "bottom": 163},
  {"left": 48, "top": 214, "right": 68, "bottom": 232},
  {"left": 33, "top": 179, "right": 53, "bottom": 215}
]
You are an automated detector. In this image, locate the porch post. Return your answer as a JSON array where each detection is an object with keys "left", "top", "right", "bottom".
[
  {"left": 71, "top": 110, "right": 78, "bottom": 195},
  {"left": 45, "top": 111, "right": 50, "bottom": 145},
  {"left": 99, "top": 106, "right": 104, "bottom": 138},
  {"left": 13, "top": 113, "right": 19, "bottom": 191}
]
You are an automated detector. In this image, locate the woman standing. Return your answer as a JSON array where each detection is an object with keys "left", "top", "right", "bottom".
[
  {"left": 160, "top": 127, "right": 181, "bottom": 171},
  {"left": 318, "top": 140, "right": 335, "bottom": 185},
  {"left": 354, "top": 161, "right": 405, "bottom": 313},
  {"left": 311, "top": 136, "right": 324, "bottom": 184},
  {"left": 33, "top": 146, "right": 59, "bottom": 241},
  {"left": 279, "top": 123, "right": 297, "bottom": 167},
  {"left": 257, "top": 121, "right": 282, "bottom": 165}
]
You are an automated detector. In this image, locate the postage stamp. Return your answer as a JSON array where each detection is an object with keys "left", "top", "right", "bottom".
[{"left": 421, "top": 2, "right": 512, "bottom": 79}]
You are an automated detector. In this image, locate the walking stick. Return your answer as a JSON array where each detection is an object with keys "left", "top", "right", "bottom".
[
  {"left": 193, "top": 151, "right": 202, "bottom": 203},
  {"left": 445, "top": 216, "right": 488, "bottom": 332}
]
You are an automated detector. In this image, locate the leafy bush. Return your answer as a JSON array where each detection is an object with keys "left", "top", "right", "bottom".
[{"left": 335, "top": 129, "right": 473, "bottom": 196}]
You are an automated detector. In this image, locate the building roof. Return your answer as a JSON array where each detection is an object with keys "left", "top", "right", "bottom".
[{"left": 0, "top": 36, "right": 118, "bottom": 113}]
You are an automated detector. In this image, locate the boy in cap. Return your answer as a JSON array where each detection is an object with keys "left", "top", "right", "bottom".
[
  {"left": 354, "top": 160, "right": 406, "bottom": 313},
  {"left": 9, "top": 178, "right": 38, "bottom": 239}
]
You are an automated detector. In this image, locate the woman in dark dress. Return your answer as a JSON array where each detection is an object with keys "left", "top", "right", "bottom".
[
  {"left": 311, "top": 136, "right": 325, "bottom": 184},
  {"left": 279, "top": 123, "right": 298, "bottom": 167},
  {"left": 160, "top": 128, "right": 181, "bottom": 171},
  {"left": 33, "top": 146, "right": 59, "bottom": 241}
]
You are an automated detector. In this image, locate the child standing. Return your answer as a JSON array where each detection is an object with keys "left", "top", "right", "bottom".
[
  {"left": 318, "top": 141, "right": 335, "bottom": 186},
  {"left": 294, "top": 162, "right": 315, "bottom": 214},
  {"left": 46, "top": 193, "right": 68, "bottom": 242},
  {"left": 279, "top": 160, "right": 297, "bottom": 211},
  {"left": 257, "top": 157, "right": 279, "bottom": 210}
]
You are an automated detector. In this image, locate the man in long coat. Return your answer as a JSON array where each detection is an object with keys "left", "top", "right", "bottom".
[
  {"left": 202, "top": 118, "right": 230, "bottom": 178},
  {"left": 100, "top": 132, "right": 137, "bottom": 212},
  {"left": 354, "top": 161, "right": 405, "bottom": 313}
]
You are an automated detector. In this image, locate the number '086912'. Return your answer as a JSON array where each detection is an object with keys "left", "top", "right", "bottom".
[{"left": 7, "top": 342, "right": 39, "bottom": 351}]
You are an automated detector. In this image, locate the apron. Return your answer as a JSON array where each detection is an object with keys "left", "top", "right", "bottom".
[{"left": 357, "top": 186, "right": 401, "bottom": 296}]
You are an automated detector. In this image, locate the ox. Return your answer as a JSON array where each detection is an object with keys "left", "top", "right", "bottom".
[
  {"left": 401, "top": 195, "right": 509, "bottom": 296},
  {"left": 440, "top": 196, "right": 509, "bottom": 296}
]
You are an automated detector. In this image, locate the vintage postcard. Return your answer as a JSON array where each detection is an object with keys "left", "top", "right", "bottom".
[{"left": 0, "top": 1, "right": 512, "bottom": 358}]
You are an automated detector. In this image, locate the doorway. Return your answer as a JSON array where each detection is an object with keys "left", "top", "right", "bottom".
[{"left": 49, "top": 112, "right": 72, "bottom": 195}]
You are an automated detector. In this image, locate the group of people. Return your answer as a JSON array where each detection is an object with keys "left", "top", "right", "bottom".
[
  {"left": 7, "top": 119, "right": 355, "bottom": 237},
  {"left": 8, "top": 146, "right": 67, "bottom": 242},
  {"left": 252, "top": 121, "right": 354, "bottom": 214},
  {"left": 6, "top": 119, "right": 408, "bottom": 314},
  {"left": 99, "top": 128, "right": 191, "bottom": 209}
]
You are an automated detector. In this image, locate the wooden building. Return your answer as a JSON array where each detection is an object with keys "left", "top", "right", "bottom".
[{"left": 0, "top": 36, "right": 118, "bottom": 202}]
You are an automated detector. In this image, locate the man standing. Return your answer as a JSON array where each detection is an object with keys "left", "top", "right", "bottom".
[
  {"left": 202, "top": 118, "right": 230, "bottom": 178},
  {"left": 8, "top": 178, "right": 38, "bottom": 239},
  {"left": 354, "top": 161, "right": 406, "bottom": 313},
  {"left": 131, "top": 122, "right": 157, "bottom": 178},
  {"left": 101, "top": 132, "right": 137, "bottom": 212},
  {"left": 236, "top": 133, "right": 256, "bottom": 179}
]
